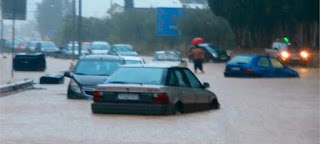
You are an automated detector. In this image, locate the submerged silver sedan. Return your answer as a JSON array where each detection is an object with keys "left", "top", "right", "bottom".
[{"left": 91, "top": 65, "right": 220, "bottom": 115}]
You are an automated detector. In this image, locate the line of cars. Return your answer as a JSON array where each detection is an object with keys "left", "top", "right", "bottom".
[{"left": 63, "top": 47, "right": 220, "bottom": 115}]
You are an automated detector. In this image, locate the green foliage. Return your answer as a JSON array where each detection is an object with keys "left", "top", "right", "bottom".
[
  {"left": 178, "top": 9, "right": 235, "bottom": 49},
  {"left": 56, "top": 9, "right": 235, "bottom": 54},
  {"left": 208, "top": 0, "right": 319, "bottom": 49}
]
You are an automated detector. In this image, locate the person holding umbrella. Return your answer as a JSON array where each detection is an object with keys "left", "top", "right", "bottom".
[{"left": 190, "top": 37, "right": 205, "bottom": 73}]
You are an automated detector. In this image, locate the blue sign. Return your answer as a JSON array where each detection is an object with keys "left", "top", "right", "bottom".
[
  {"left": 156, "top": 8, "right": 183, "bottom": 36},
  {"left": 46, "top": 30, "right": 56, "bottom": 35}
]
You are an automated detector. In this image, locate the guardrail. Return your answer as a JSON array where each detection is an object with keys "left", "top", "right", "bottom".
[{"left": 0, "top": 79, "right": 34, "bottom": 96}]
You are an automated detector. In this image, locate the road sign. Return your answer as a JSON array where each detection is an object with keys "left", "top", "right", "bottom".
[
  {"left": 156, "top": 8, "right": 183, "bottom": 36},
  {"left": 2, "top": 0, "right": 27, "bottom": 20}
]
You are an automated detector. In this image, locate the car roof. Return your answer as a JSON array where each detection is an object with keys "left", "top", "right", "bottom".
[
  {"left": 121, "top": 63, "right": 184, "bottom": 69},
  {"left": 121, "top": 56, "right": 143, "bottom": 61},
  {"left": 113, "top": 44, "right": 132, "bottom": 47},
  {"left": 80, "top": 54, "right": 123, "bottom": 61}
]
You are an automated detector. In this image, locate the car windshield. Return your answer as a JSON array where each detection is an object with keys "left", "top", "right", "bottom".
[
  {"left": 91, "top": 44, "right": 109, "bottom": 50},
  {"left": 107, "top": 67, "right": 164, "bottom": 85},
  {"left": 154, "top": 53, "right": 180, "bottom": 61},
  {"left": 74, "top": 60, "right": 122, "bottom": 76},
  {"left": 228, "top": 56, "right": 253, "bottom": 64}
]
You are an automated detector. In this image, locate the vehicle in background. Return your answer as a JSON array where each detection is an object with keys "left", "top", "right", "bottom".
[
  {"left": 224, "top": 55, "right": 299, "bottom": 78},
  {"left": 90, "top": 41, "right": 110, "bottom": 54},
  {"left": 151, "top": 51, "right": 187, "bottom": 67},
  {"left": 92, "top": 65, "right": 220, "bottom": 115},
  {"left": 26, "top": 41, "right": 40, "bottom": 51},
  {"left": 122, "top": 56, "right": 145, "bottom": 64},
  {"left": 63, "top": 43, "right": 90, "bottom": 56},
  {"left": 196, "top": 43, "right": 230, "bottom": 63},
  {"left": 17, "top": 42, "right": 28, "bottom": 52},
  {"left": 265, "top": 40, "right": 311, "bottom": 66},
  {"left": 109, "top": 44, "right": 138, "bottom": 56},
  {"left": 4, "top": 39, "right": 21, "bottom": 49},
  {"left": 64, "top": 55, "right": 125, "bottom": 99}
]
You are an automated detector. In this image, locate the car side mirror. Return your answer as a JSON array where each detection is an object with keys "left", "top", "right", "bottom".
[
  {"left": 64, "top": 71, "right": 72, "bottom": 78},
  {"left": 181, "top": 59, "right": 187, "bottom": 63},
  {"left": 203, "top": 82, "right": 210, "bottom": 89}
]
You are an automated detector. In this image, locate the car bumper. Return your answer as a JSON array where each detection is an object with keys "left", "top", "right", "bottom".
[
  {"left": 91, "top": 102, "right": 174, "bottom": 115},
  {"left": 67, "top": 87, "right": 94, "bottom": 100},
  {"left": 224, "top": 72, "right": 258, "bottom": 77}
]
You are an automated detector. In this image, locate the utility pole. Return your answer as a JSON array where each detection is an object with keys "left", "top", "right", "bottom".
[
  {"left": 72, "top": 0, "right": 76, "bottom": 60},
  {"left": 77, "top": 0, "right": 82, "bottom": 58},
  {"left": 11, "top": 0, "right": 16, "bottom": 78},
  {"left": 0, "top": 0, "right": 4, "bottom": 50}
]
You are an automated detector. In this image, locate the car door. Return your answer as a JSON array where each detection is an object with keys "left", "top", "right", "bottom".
[
  {"left": 269, "top": 57, "right": 286, "bottom": 77},
  {"left": 182, "top": 69, "right": 211, "bottom": 104},
  {"left": 167, "top": 69, "right": 196, "bottom": 110},
  {"left": 256, "top": 56, "right": 273, "bottom": 77}
]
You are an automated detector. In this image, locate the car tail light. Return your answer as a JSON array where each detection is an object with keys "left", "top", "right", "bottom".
[
  {"left": 93, "top": 91, "right": 102, "bottom": 100},
  {"left": 300, "top": 51, "right": 309, "bottom": 58},
  {"left": 152, "top": 93, "right": 169, "bottom": 103},
  {"left": 244, "top": 69, "right": 253, "bottom": 74}
]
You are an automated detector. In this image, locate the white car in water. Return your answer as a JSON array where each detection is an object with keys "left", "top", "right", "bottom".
[{"left": 90, "top": 41, "right": 110, "bottom": 54}]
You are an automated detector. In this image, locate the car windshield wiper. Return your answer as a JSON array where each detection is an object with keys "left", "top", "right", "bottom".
[
  {"left": 109, "top": 81, "right": 143, "bottom": 85},
  {"left": 74, "top": 72, "right": 88, "bottom": 75}
]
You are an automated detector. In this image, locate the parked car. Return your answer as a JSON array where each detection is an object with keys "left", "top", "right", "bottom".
[
  {"left": 91, "top": 65, "right": 220, "bottom": 115},
  {"left": 4, "top": 39, "right": 20, "bottom": 49},
  {"left": 32, "top": 41, "right": 59, "bottom": 53},
  {"left": 122, "top": 56, "right": 145, "bottom": 64},
  {"left": 109, "top": 44, "right": 138, "bottom": 56},
  {"left": 90, "top": 41, "right": 110, "bottom": 54},
  {"left": 26, "top": 41, "right": 40, "bottom": 52},
  {"left": 64, "top": 55, "right": 125, "bottom": 99},
  {"left": 224, "top": 55, "right": 299, "bottom": 77},
  {"left": 151, "top": 51, "right": 187, "bottom": 67},
  {"left": 195, "top": 43, "right": 230, "bottom": 63},
  {"left": 265, "top": 40, "right": 311, "bottom": 66},
  {"left": 63, "top": 43, "right": 90, "bottom": 56},
  {"left": 17, "top": 42, "right": 28, "bottom": 52}
]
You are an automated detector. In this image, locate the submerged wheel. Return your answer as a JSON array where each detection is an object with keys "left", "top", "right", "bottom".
[
  {"left": 174, "top": 102, "right": 184, "bottom": 114},
  {"left": 210, "top": 99, "right": 220, "bottom": 109}
]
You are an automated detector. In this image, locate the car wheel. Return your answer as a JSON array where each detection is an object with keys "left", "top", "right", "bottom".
[
  {"left": 210, "top": 99, "right": 220, "bottom": 109},
  {"left": 174, "top": 102, "right": 184, "bottom": 114}
]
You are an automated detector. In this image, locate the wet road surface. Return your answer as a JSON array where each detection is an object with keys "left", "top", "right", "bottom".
[{"left": 1, "top": 56, "right": 319, "bottom": 144}]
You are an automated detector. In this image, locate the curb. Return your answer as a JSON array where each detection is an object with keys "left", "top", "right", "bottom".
[{"left": 0, "top": 79, "right": 34, "bottom": 96}]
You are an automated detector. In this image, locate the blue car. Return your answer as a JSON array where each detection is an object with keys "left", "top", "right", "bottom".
[{"left": 224, "top": 55, "right": 299, "bottom": 78}]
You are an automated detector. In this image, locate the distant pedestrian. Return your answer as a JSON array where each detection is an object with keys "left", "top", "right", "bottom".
[{"left": 190, "top": 44, "right": 205, "bottom": 73}]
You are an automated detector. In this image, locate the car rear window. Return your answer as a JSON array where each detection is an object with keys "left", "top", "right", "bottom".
[
  {"left": 107, "top": 67, "right": 165, "bottom": 85},
  {"left": 228, "top": 56, "right": 253, "bottom": 64}
]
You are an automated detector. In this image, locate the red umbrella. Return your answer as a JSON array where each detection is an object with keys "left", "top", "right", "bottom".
[{"left": 191, "top": 37, "right": 205, "bottom": 45}]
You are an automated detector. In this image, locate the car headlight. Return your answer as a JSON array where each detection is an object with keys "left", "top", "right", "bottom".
[
  {"left": 281, "top": 51, "right": 290, "bottom": 59},
  {"left": 70, "top": 79, "right": 81, "bottom": 93},
  {"left": 300, "top": 51, "right": 309, "bottom": 58},
  {"left": 212, "top": 53, "right": 218, "bottom": 57}
]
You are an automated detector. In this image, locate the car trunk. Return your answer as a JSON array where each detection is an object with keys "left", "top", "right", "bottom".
[{"left": 94, "top": 84, "right": 163, "bottom": 103}]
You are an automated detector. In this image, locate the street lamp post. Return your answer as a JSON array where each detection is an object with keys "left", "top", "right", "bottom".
[{"left": 77, "top": 0, "right": 82, "bottom": 58}]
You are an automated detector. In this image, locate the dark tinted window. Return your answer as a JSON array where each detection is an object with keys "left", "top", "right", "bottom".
[
  {"left": 174, "top": 70, "right": 189, "bottom": 87},
  {"left": 183, "top": 69, "right": 202, "bottom": 88},
  {"left": 167, "top": 70, "right": 178, "bottom": 86}
]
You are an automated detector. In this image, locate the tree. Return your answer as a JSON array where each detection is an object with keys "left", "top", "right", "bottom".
[
  {"left": 208, "top": 0, "right": 319, "bottom": 49},
  {"left": 36, "top": 0, "right": 72, "bottom": 40}
]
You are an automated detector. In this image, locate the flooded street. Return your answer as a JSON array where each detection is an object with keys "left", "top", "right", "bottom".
[{"left": 1, "top": 57, "right": 319, "bottom": 144}]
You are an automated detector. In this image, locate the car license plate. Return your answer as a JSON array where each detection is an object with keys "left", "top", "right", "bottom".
[
  {"left": 232, "top": 67, "right": 240, "bottom": 71},
  {"left": 118, "top": 93, "right": 139, "bottom": 100}
]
